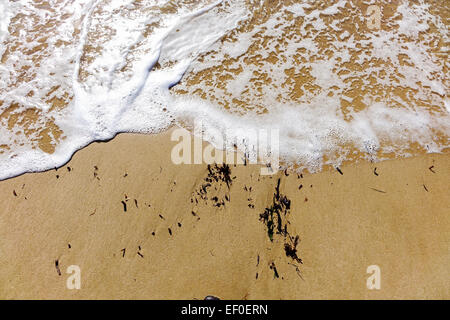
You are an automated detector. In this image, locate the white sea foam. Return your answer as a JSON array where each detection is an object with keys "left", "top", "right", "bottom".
[
  {"left": 0, "top": 0, "right": 448, "bottom": 180},
  {"left": 0, "top": 0, "right": 13, "bottom": 44}
]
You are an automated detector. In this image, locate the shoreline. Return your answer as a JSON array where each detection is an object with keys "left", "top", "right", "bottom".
[
  {"left": 2, "top": 124, "right": 448, "bottom": 182},
  {"left": 0, "top": 130, "right": 449, "bottom": 299}
]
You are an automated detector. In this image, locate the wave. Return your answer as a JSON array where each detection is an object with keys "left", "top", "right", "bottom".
[{"left": 0, "top": 0, "right": 448, "bottom": 180}]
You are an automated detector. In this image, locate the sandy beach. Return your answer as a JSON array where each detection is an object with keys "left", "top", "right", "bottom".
[
  {"left": 0, "top": 130, "right": 448, "bottom": 299},
  {"left": 0, "top": 0, "right": 449, "bottom": 301}
]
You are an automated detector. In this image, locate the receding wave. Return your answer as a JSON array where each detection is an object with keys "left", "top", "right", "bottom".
[{"left": 0, "top": 0, "right": 449, "bottom": 179}]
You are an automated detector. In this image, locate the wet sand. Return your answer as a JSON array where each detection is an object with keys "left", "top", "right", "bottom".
[{"left": 0, "top": 129, "right": 448, "bottom": 299}]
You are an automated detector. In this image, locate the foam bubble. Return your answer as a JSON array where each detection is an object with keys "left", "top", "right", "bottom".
[{"left": 0, "top": 0, "right": 12, "bottom": 54}]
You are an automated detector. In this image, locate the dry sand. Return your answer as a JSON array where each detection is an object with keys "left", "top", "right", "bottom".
[{"left": 0, "top": 129, "right": 449, "bottom": 299}]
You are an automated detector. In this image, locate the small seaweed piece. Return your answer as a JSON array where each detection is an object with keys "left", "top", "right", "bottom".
[
  {"left": 284, "top": 236, "right": 303, "bottom": 264},
  {"left": 259, "top": 178, "right": 304, "bottom": 276},
  {"left": 270, "top": 262, "right": 279, "bottom": 279},
  {"left": 55, "top": 260, "right": 61, "bottom": 276},
  {"left": 369, "top": 187, "right": 386, "bottom": 193},
  {"left": 259, "top": 178, "right": 291, "bottom": 241}
]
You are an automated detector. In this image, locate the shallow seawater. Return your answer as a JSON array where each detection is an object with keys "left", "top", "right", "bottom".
[{"left": 0, "top": 0, "right": 449, "bottom": 179}]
